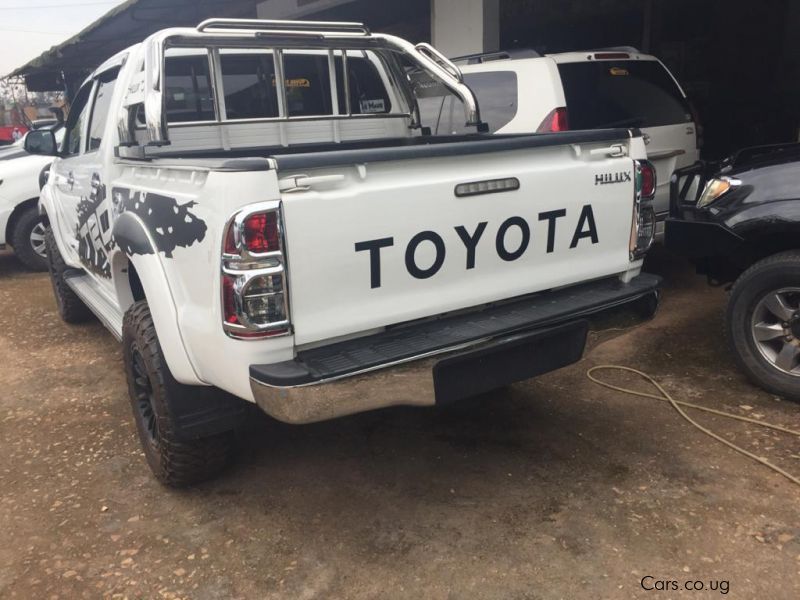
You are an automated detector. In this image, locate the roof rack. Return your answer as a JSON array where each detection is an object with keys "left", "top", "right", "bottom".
[
  {"left": 196, "top": 18, "right": 371, "bottom": 36},
  {"left": 451, "top": 49, "right": 541, "bottom": 65}
]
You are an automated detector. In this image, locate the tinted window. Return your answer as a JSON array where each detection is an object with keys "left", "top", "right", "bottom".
[
  {"left": 64, "top": 84, "right": 92, "bottom": 156},
  {"left": 558, "top": 60, "right": 692, "bottom": 129},
  {"left": 437, "top": 71, "right": 518, "bottom": 135},
  {"left": 164, "top": 55, "right": 215, "bottom": 123},
  {"left": 283, "top": 53, "right": 333, "bottom": 117},
  {"left": 220, "top": 53, "right": 279, "bottom": 120},
  {"left": 88, "top": 74, "right": 118, "bottom": 151},
  {"left": 335, "top": 54, "right": 392, "bottom": 115}
]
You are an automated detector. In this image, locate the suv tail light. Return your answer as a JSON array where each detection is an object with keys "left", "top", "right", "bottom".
[
  {"left": 221, "top": 202, "right": 291, "bottom": 339},
  {"left": 630, "top": 159, "right": 657, "bottom": 260},
  {"left": 536, "top": 107, "right": 569, "bottom": 133}
]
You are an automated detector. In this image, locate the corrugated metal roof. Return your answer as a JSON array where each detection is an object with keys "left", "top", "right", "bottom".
[{"left": 6, "top": 0, "right": 261, "bottom": 87}]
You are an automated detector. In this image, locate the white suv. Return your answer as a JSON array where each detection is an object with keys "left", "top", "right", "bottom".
[{"left": 420, "top": 48, "right": 700, "bottom": 238}]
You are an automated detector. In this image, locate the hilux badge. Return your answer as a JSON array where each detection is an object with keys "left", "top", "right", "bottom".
[{"left": 595, "top": 172, "right": 632, "bottom": 186}]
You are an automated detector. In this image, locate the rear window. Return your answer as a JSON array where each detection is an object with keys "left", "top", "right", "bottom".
[
  {"left": 218, "top": 51, "right": 392, "bottom": 119},
  {"left": 163, "top": 55, "right": 215, "bottom": 123},
  {"left": 220, "top": 52, "right": 279, "bottom": 120},
  {"left": 558, "top": 60, "right": 692, "bottom": 129}
]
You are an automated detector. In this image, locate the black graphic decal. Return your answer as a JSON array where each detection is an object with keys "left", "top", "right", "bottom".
[
  {"left": 112, "top": 187, "right": 207, "bottom": 258},
  {"left": 75, "top": 174, "right": 115, "bottom": 278}
]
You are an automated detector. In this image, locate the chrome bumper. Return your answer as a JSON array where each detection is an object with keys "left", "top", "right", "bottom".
[
  {"left": 251, "top": 357, "right": 439, "bottom": 425},
  {"left": 250, "top": 273, "right": 662, "bottom": 425}
]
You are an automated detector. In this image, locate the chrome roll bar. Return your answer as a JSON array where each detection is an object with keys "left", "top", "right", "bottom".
[
  {"left": 197, "top": 18, "right": 371, "bottom": 35},
  {"left": 121, "top": 19, "right": 482, "bottom": 149}
]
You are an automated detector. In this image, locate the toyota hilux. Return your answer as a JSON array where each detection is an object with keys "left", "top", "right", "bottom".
[{"left": 32, "top": 19, "right": 661, "bottom": 486}]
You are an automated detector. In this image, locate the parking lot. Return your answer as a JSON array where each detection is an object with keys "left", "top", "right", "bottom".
[{"left": 0, "top": 245, "right": 798, "bottom": 599}]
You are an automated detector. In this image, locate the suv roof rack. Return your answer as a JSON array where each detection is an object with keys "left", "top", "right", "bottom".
[{"left": 451, "top": 49, "right": 541, "bottom": 65}]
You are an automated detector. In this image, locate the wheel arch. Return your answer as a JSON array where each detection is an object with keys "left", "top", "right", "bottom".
[{"left": 111, "top": 213, "right": 204, "bottom": 386}]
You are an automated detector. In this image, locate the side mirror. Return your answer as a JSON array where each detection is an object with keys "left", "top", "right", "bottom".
[{"left": 24, "top": 129, "right": 58, "bottom": 156}]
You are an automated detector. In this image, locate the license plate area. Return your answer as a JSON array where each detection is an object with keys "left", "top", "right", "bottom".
[{"left": 432, "top": 320, "right": 589, "bottom": 405}]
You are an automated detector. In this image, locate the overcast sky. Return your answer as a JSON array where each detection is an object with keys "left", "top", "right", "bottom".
[{"left": 0, "top": 0, "right": 128, "bottom": 77}]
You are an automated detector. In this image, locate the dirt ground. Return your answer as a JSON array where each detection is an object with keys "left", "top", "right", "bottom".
[{"left": 0, "top": 246, "right": 798, "bottom": 600}]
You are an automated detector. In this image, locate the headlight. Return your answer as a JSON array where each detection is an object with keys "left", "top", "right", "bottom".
[{"left": 697, "top": 177, "right": 740, "bottom": 208}]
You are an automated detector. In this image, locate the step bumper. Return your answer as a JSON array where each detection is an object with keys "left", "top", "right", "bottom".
[{"left": 250, "top": 273, "right": 661, "bottom": 424}]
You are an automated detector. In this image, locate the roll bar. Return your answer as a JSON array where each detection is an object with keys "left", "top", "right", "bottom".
[
  {"left": 118, "top": 19, "right": 482, "bottom": 149},
  {"left": 197, "top": 18, "right": 371, "bottom": 35}
]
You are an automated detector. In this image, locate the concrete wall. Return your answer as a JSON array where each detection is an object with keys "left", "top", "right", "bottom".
[{"left": 431, "top": 0, "right": 499, "bottom": 56}]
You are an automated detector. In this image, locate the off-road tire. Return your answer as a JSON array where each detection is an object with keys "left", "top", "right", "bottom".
[
  {"left": 11, "top": 206, "right": 47, "bottom": 271},
  {"left": 726, "top": 251, "right": 800, "bottom": 402},
  {"left": 44, "top": 225, "right": 92, "bottom": 323},
  {"left": 123, "top": 301, "right": 235, "bottom": 487}
]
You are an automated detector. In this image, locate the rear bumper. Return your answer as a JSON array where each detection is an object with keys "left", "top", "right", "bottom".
[{"left": 250, "top": 273, "right": 662, "bottom": 424}]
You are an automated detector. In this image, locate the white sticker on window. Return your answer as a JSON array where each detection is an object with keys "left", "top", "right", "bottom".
[{"left": 360, "top": 98, "right": 386, "bottom": 114}]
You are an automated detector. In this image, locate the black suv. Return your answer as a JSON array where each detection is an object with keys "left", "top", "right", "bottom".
[{"left": 667, "top": 143, "right": 800, "bottom": 400}]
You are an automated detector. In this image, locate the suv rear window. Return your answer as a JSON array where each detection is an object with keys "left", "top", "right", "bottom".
[{"left": 557, "top": 60, "right": 692, "bottom": 129}]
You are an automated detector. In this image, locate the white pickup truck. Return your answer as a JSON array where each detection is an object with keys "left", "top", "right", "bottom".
[{"left": 33, "top": 19, "right": 660, "bottom": 486}]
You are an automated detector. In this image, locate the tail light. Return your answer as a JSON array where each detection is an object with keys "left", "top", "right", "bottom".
[
  {"left": 536, "top": 107, "right": 569, "bottom": 133},
  {"left": 630, "top": 159, "right": 656, "bottom": 260},
  {"left": 221, "top": 202, "right": 291, "bottom": 339}
]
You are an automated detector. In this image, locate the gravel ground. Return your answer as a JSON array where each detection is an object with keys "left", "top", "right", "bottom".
[{"left": 0, "top": 245, "right": 798, "bottom": 599}]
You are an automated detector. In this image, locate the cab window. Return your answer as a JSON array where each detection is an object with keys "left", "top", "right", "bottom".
[
  {"left": 164, "top": 53, "right": 215, "bottom": 123},
  {"left": 219, "top": 51, "right": 279, "bottom": 120},
  {"left": 282, "top": 52, "right": 333, "bottom": 117}
]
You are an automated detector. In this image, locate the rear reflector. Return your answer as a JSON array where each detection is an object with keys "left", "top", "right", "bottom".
[{"left": 536, "top": 107, "right": 569, "bottom": 133}]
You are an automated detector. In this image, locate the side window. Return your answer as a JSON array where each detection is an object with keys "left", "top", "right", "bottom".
[
  {"left": 87, "top": 71, "right": 119, "bottom": 151},
  {"left": 164, "top": 54, "right": 215, "bottom": 123},
  {"left": 63, "top": 84, "right": 93, "bottom": 156},
  {"left": 219, "top": 52, "right": 279, "bottom": 120}
]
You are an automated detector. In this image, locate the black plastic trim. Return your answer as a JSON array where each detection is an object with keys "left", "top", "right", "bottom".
[
  {"left": 116, "top": 156, "right": 272, "bottom": 172},
  {"left": 250, "top": 273, "right": 661, "bottom": 387},
  {"left": 272, "top": 129, "right": 635, "bottom": 170},
  {"left": 112, "top": 213, "right": 155, "bottom": 256},
  {"left": 433, "top": 320, "right": 589, "bottom": 405}
]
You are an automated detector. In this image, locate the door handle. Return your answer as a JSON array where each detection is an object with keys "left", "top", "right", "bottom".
[
  {"left": 66, "top": 172, "right": 75, "bottom": 190},
  {"left": 589, "top": 144, "right": 628, "bottom": 158},
  {"left": 278, "top": 174, "right": 345, "bottom": 192}
]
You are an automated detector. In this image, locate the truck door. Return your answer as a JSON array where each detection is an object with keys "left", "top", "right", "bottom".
[{"left": 51, "top": 68, "right": 119, "bottom": 290}]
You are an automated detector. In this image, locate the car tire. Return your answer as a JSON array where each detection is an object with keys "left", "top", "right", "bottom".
[
  {"left": 11, "top": 206, "right": 48, "bottom": 271},
  {"left": 44, "top": 225, "right": 92, "bottom": 323},
  {"left": 122, "top": 301, "right": 236, "bottom": 487},
  {"left": 726, "top": 251, "right": 800, "bottom": 402}
]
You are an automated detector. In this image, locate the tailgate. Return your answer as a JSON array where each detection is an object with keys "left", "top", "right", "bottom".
[{"left": 279, "top": 135, "right": 639, "bottom": 346}]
